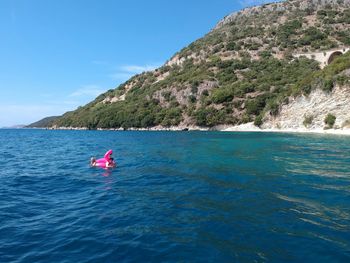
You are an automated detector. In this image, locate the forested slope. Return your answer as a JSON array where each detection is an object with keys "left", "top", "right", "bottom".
[{"left": 52, "top": 0, "right": 350, "bottom": 129}]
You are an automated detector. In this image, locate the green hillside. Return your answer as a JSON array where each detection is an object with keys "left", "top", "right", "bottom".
[
  {"left": 27, "top": 116, "right": 60, "bottom": 128},
  {"left": 52, "top": 0, "right": 350, "bottom": 129}
]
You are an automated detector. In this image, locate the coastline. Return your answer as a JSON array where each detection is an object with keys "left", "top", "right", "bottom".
[
  {"left": 43, "top": 122, "right": 350, "bottom": 136},
  {"left": 220, "top": 122, "right": 350, "bottom": 136}
]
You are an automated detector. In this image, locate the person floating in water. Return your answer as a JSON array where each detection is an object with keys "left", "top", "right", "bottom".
[
  {"left": 106, "top": 157, "right": 116, "bottom": 168},
  {"left": 90, "top": 157, "right": 97, "bottom": 167},
  {"left": 90, "top": 150, "right": 116, "bottom": 168}
]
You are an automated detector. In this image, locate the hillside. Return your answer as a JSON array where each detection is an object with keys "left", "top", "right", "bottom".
[
  {"left": 52, "top": 0, "right": 350, "bottom": 130},
  {"left": 27, "top": 116, "right": 60, "bottom": 128}
]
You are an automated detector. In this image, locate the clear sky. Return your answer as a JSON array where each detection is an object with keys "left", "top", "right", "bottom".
[{"left": 0, "top": 0, "right": 277, "bottom": 127}]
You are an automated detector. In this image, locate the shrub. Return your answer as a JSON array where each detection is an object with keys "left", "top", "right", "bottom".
[
  {"left": 191, "top": 85, "right": 198, "bottom": 94},
  {"left": 202, "top": 90, "right": 209, "bottom": 96},
  {"left": 245, "top": 96, "right": 267, "bottom": 115},
  {"left": 268, "top": 101, "right": 280, "bottom": 116},
  {"left": 254, "top": 115, "right": 263, "bottom": 127},
  {"left": 233, "top": 100, "right": 242, "bottom": 109},
  {"left": 162, "top": 91, "right": 171, "bottom": 101},
  {"left": 226, "top": 41, "right": 236, "bottom": 51},
  {"left": 188, "top": 95, "right": 196, "bottom": 103},
  {"left": 324, "top": 113, "right": 336, "bottom": 128},
  {"left": 194, "top": 107, "right": 225, "bottom": 126},
  {"left": 259, "top": 51, "right": 272, "bottom": 59},
  {"left": 300, "top": 84, "right": 312, "bottom": 95},
  {"left": 241, "top": 114, "right": 251, "bottom": 123},
  {"left": 303, "top": 115, "right": 313, "bottom": 127},
  {"left": 211, "top": 87, "right": 234, "bottom": 103},
  {"left": 323, "top": 79, "right": 334, "bottom": 92},
  {"left": 335, "top": 75, "right": 349, "bottom": 86},
  {"left": 161, "top": 108, "right": 183, "bottom": 126}
]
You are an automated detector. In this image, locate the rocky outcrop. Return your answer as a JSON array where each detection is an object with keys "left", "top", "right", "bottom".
[
  {"left": 214, "top": 0, "right": 350, "bottom": 30},
  {"left": 262, "top": 85, "right": 350, "bottom": 130}
]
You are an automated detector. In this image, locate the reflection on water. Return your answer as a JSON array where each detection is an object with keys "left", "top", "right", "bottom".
[
  {"left": 273, "top": 136, "right": 350, "bottom": 178},
  {"left": 275, "top": 194, "right": 350, "bottom": 228}
]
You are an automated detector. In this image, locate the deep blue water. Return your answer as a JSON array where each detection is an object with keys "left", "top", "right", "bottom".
[{"left": 0, "top": 129, "right": 349, "bottom": 262}]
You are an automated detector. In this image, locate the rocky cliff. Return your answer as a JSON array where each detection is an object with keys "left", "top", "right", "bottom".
[{"left": 263, "top": 85, "right": 350, "bottom": 129}]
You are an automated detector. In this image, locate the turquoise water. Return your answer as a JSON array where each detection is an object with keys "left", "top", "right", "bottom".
[{"left": 0, "top": 129, "right": 349, "bottom": 262}]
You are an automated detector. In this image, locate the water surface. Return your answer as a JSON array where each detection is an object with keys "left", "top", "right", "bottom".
[{"left": 0, "top": 129, "right": 349, "bottom": 262}]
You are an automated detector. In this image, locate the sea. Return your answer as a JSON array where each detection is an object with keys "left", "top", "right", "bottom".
[{"left": 0, "top": 129, "right": 349, "bottom": 262}]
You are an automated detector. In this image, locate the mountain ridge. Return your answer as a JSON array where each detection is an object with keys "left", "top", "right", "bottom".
[{"left": 215, "top": 0, "right": 350, "bottom": 29}]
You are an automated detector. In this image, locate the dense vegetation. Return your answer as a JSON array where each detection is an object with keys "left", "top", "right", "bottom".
[
  {"left": 27, "top": 116, "right": 59, "bottom": 128},
  {"left": 324, "top": 113, "right": 336, "bottom": 128},
  {"left": 52, "top": 0, "right": 350, "bottom": 129},
  {"left": 293, "top": 50, "right": 350, "bottom": 94}
]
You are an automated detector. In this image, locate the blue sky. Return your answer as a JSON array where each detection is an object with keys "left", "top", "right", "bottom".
[{"left": 0, "top": 0, "right": 277, "bottom": 126}]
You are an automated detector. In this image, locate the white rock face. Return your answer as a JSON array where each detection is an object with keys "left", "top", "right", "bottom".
[{"left": 262, "top": 86, "right": 350, "bottom": 130}]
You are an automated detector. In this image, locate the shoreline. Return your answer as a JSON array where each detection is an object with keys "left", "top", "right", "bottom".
[
  {"left": 219, "top": 122, "right": 350, "bottom": 136},
  {"left": 37, "top": 122, "right": 350, "bottom": 136}
]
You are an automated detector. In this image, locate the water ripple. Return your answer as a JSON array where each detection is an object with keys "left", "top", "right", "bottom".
[{"left": 0, "top": 130, "right": 349, "bottom": 262}]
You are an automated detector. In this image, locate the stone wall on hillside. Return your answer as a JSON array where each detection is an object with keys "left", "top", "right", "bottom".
[{"left": 293, "top": 47, "right": 350, "bottom": 68}]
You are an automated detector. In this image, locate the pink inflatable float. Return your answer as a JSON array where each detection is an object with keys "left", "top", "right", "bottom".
[{"left": 90, "top": 150, "right": 116, "bottom": 168}]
